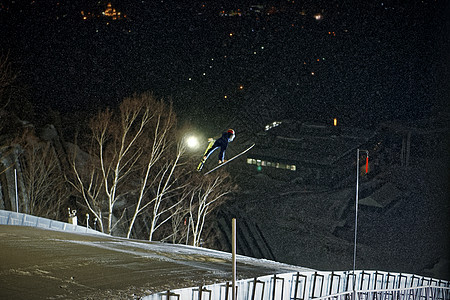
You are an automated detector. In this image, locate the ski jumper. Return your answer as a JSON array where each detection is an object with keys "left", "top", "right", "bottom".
[{"left": 204, "top": 130, "right": 235, "bottom": 162}]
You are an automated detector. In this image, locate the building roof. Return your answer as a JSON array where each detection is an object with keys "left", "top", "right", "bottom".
[
  {"left": 250, "top": 121, "right": 375, "bottom": 166},
  {"left": 359, "top": 182, "right": 403, "bottom": 208}
]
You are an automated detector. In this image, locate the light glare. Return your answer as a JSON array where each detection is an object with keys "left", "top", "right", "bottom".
[{"left": 186, "top": 136, "right": 199, "bottom": 149}]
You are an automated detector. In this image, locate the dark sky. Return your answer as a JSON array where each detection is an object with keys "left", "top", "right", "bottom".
[{"left": 1, "top": 0, "right": 448, "bottom": 133}]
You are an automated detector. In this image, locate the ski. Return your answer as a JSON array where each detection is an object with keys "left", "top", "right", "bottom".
[
  {"left": 197, "top": 138, "right": 215, "bottom": 172},
  {"left": 203, "top": 143, "right": 255, "bottom": 176}
]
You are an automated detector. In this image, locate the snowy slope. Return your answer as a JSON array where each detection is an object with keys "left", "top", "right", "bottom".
[{"left": 0, "top": 225, "right": 314, "bottom": 300}]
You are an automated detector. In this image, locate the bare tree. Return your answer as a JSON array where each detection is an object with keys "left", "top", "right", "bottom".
[
  {"left": 69, "top": 92, "right": 237, "bottom": 243},
  {"left": 69, "top": 93, "right": 156, "bottom": 234},
  {"left": 68, "top": 143, "right": 106, "bottom": 231},
  {"left": 187, "top": 172, "right": 236, "bottom": 247},
  {"left": 158, "top": 156, "right": 199, "bottom": 244},
  {"left": 166, "top": 202, "right": 190, "bottom": 244},
  {"left": 125, "top": 100, "right": 176, "bottom": 238},
  {"left": 147, "top": 140, "right": 191, "bottom": 241},
  {"left": 18, "top": 130, "right": 68, "bottom": 220}
]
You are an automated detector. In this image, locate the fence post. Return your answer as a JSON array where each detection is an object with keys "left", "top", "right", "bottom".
[
  {"left": 165, "top": 290, "right": 180, "bottom": 300},
  {"left": 272, "top": 274, "right": 277, "bottom": 300},
  {"left": 251, "top": 278, "right": 265, "bottom": 300}
]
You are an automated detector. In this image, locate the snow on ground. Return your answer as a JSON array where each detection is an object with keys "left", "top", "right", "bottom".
[{"left": 0, "top": 225, "right": 314, "bottom": 300}]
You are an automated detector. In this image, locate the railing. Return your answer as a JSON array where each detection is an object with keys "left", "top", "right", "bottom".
[
  {"left": 0, "top": 209, "right": 105, "bottom": 236},
  {"left": 142, "top": 271, "right": 449, "bottom": 300},
  {"left": 314, "top": 286, "right": 450, "bottom": 300}
]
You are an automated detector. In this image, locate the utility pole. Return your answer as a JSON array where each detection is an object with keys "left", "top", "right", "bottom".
[
  {"left": 232, "top": 218, "right": 237, "bottom": 300},
  {"left": 353, "top": 149, "right": 368, "bottom": 298},
  {"left": 14, "top": 169, "right": 19, "bottom": 213}
]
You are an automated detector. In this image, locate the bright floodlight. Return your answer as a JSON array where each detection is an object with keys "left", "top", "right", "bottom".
[{"left": 186, "top": 136, "right": 199, "bottom": 149}]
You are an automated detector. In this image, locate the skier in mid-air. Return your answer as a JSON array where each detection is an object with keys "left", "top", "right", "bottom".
[{"left": 197, "top": 129, "right": 235, "bottom": 171}]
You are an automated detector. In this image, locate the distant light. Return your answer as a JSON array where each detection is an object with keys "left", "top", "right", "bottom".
[
  {"left": 186, "top": 136, "right": 199, "bottom": 149},
  {"left": 265, "top": 121, "right": 282, "bottom": 131},
  {"left": 314, "top": 13, "right": 322, "bottom": 20},
  {"left": 311, "top": 72, "right": 315, "bottom": 75},
  {"left": 334, "top": 118, "right": 337, "bottom": 126}
]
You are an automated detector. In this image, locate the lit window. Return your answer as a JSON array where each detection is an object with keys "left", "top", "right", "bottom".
[{"left": 264, "top": 121, "right": 282, "bottom": 131}]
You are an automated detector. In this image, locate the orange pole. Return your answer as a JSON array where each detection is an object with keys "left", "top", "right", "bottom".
[{"left": 365, "top": 156, "right": 369, "bottom": 173}]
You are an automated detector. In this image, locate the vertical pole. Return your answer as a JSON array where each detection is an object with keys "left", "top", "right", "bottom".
[
  {"left": 272, "top": 274, "right": 277, "bottom": 300},
  {"left": 232, "top": 218, "right": 237, "bottom": 300},
  {"left": 401, "top": 136, "right": 406, "bottom": 167},
  {"left": 225, "top": 282, "right": 230, "bottom": 300},
  {"left": 186, "top": 216, "right": 190, "bottom": 245},
  {"left": 353, "top": 149, "right": 360, "bottom": 297},
  {"left": 406, "top": 131, "right": 411, "bottom": 167},
  {"left": 14, "top": 168, "right": 19, "bottom": 213}
]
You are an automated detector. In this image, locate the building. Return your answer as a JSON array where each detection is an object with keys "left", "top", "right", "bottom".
[{"left": 246, "top": 120, "right": 375, "bottom": 186}]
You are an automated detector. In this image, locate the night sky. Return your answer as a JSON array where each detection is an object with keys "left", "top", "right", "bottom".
[{"left": 1, "top": 0, "right": 448, "bottom": 134}]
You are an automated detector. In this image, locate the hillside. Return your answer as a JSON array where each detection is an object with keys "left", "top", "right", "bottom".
[{"left": 211, "top": 138, "right": 450, "bottom": 280}]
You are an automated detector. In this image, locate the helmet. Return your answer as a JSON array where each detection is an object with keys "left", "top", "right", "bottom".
[{"left": 227, "top": 129, "right": 235, "bottom": 141}]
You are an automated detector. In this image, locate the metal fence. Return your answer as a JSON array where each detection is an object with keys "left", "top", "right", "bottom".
[
  {"left": 314, "top": 286, "right": 450, "bottom": 300},
  {"left": 142, "top": 270, "right": 450, "bottom": 300},
  {"left": 0, "top": 209, "right": 105, "bottom": 236}
]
